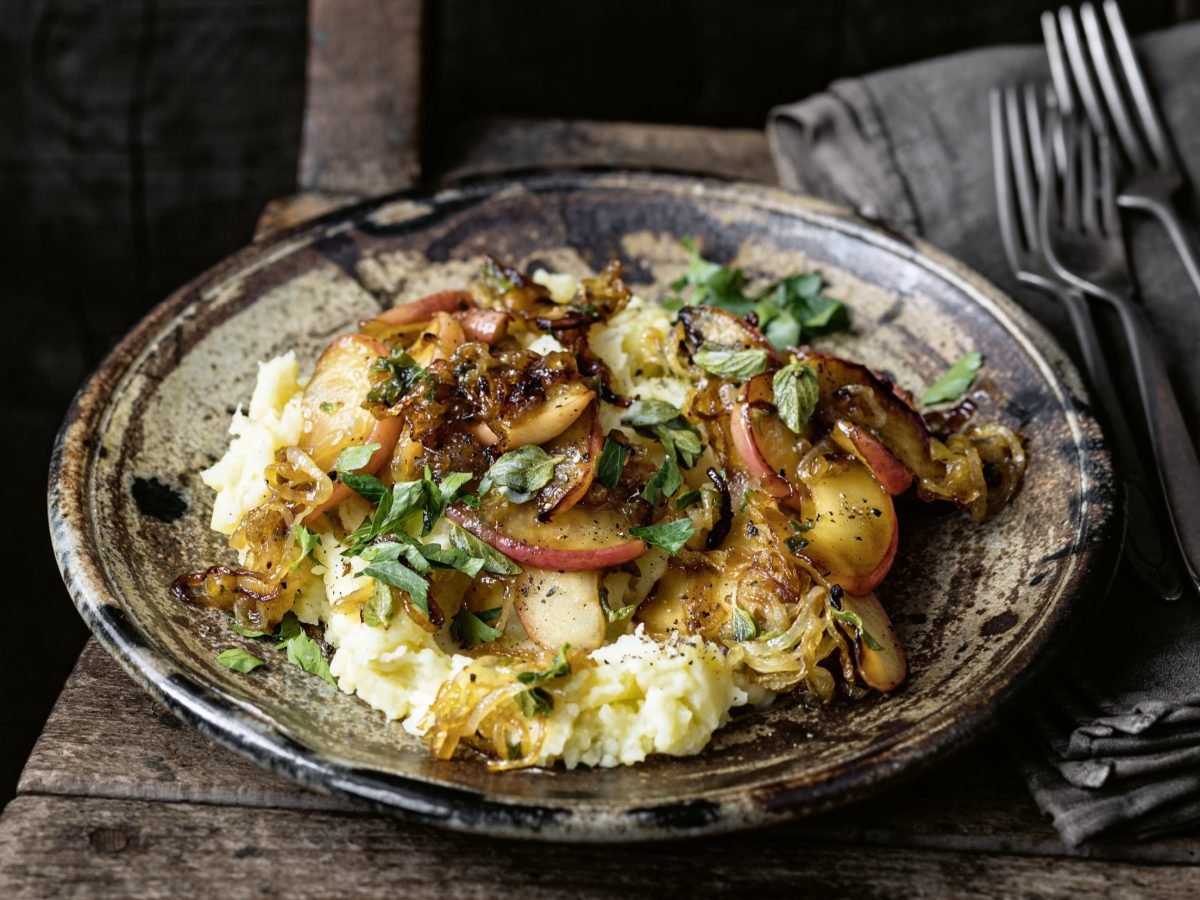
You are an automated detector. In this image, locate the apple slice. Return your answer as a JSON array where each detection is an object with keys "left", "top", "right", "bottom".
[
  {"left": 830, "top": 420, "right": 913, "bottom": 496},
  {"left": 839, "top": 592, "right": 906, "bottom": 692},
  {"left": 299, "top": 334, "right": 402, "bottom": 524},
  {"left": 446, "top": 503, "right": 645, "bottom": 572},
  {"left": 453, "top": 308, "right": 509, "bottom": 344},
  {"left": 494, "top": 382, "right": 596, "bottom": 450},
  {"left": 408, "top": 312, "right": 465, "bottom": 367},
  {"left": 370, "top": 290, "right": 472, "bottom": 328},
  {"left": 730, "top": 402, "right": 791, "bottom": 499},
  {"left": 801, "top": 458, "right": 899, "bottom": 595},
  {"left": 512, "top": 567, "right": 605, "bottom": 651},
  {"left": 536, "top": 404, "right": 603, "bottom": 518},
  {"left": 678, "top": 305, "right": 776, "bottom": 357}
]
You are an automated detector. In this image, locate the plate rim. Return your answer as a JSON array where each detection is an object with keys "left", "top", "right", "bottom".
[{"left": 47, "top": 170, "right": 1119, "bottom": 841}]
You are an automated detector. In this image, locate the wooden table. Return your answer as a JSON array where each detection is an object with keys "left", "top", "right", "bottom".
[{"left": 7, "top": 120, "right": 1199, "bottom": 897}]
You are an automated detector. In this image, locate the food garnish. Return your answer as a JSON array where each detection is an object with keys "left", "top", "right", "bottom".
[{"left": 181, "top": 242, "right": 1026, "bottom": 771}]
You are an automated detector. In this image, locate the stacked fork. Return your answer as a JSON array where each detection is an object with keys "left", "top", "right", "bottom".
[{"left": 993, "top": 1, "right": 1200, "bottom": 602}]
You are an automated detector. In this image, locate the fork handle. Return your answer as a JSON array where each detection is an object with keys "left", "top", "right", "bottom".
[
  {"left": 1120, "top": 193, "right": 1200, "bottom": 302},
  {"left": 1114, "top": 299, "right": 1200, "bottom": 595},
  {"left": 1059, "top": 288, "right": 1183, "bottom": 600}
]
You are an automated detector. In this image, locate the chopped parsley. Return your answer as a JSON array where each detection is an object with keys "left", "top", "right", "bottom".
[
  {"left": 478, "top": 445, "right": 564, "bottom": 504},
  {"left": 292, "top": 524, "right": 320, "bottom": 570},
  {"left": 773, "top": 363, "right": 820, "bottom": 434},
  {"left": 216, "top": 648, "right": 265, "bottom": 673},
  {"left": 366, "top": 348, "right": 436, "bottom": 406},
  {"left": 450, "top": 607, "right": 504, "bottom": 648},
  {"left": 641, "top": 453, "right": 682, "bottom": 506},
  {"left": 831, "top": 608, "right": 885, "bottom": 652},
  {"left": 622, "top": 399, "right": 704, "bottom": 469},
  {"left": 630, "top": 518, "right": 698, "bottom": 555},
  {"left": 596, "top": 437, "right": 629, "bottom": 490},
  {"left": 692, "top": 344, "right": 768, "bottom": 381},
  {"left": 335, "top": 442, "right": 381, "bottom": 474},
  {"left": 921, "top": 351, "right": 983, "bottom": 406}
]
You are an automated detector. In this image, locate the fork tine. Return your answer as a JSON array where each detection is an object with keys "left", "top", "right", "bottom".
[
  {"left": 991, "top": 90, "right": 1025, "bottom": 272},
  {"left": 1080, "top": 3, "right": 1147, "bottom": 169},
  {"left": 1098, "top": 130, "right": 1120, "bottom": 237},
  {"left": 1041, "top": 11, "right": 1077, "bottom": 116},
  {"left": 1004, "top": 86, "right": 1040, "bottom": 253},
  {"left": 1022, "top": 84, "right": 1048, "bottom": 186},
  {"left": 1060, "top": 112, "right": 1081, "bottom": 232},
  {"left": 1057, "top": 6, "right": 1109, "bottom": 139},
  {"left": 1102, "top": 0, "right": 1171, "bottom": 169},
  {"left": 1080, "top": 117, "right": 1099, "bottom": 235}
]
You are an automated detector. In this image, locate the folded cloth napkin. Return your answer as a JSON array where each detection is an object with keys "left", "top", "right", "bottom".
[{"left": 768, "top": 23, "right": 1200, "bottom": 847}]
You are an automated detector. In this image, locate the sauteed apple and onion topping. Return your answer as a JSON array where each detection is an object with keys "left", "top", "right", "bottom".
[{"left": 176, "top": 245, "right": 1025, "bottom": 770}]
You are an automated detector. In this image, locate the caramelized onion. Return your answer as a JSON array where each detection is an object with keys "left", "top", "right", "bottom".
[{"left": 171, "top": 565, "right": 292, "bottom": 632}]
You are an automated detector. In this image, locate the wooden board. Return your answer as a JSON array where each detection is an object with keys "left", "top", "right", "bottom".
[
  {"left": 298, "top": 0, "right": 424, "bottom": 195},
  {"left": 16, "top": 642, "right": 1200, "bottom": 867},
  {"left": 1, "top": 794, "right": 1197, "bottom": 899}
]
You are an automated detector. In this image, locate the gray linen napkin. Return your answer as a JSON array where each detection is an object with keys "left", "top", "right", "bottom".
[{"left": 768, "top": 24, "right": 1200, "bottom": 847}]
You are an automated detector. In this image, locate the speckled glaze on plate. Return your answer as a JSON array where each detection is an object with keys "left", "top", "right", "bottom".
[{"left": 48, "top": 172, "right": 1117, "bottom": 841}]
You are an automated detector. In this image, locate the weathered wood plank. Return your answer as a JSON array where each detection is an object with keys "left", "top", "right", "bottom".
[
  {"left": 435, "top": 118, "right": 777, "bottom": 185},
  {"left": 298, "top": 0, "right": 424, "bottom": 195},
  {"left": 19, "top": 642, "right": 1200, "bottom": 864},
  {"left": 0, "top": 795, "right": 1196, "bottom": 899},
  {"left": 18, "top": 642, "right": 357, "bottom": 813}
]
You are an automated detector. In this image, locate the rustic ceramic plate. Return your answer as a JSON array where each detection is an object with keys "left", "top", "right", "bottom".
[{"left": 49, "top": 172, "right": 1117, "bottom": 841}]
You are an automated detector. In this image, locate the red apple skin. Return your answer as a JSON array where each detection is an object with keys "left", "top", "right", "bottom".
[
  {"left": 300, "top": 334, "right": 403, "bottom": 526},
  {"left": 839, "top": 592, "right": 907, "bottom": 692},
  {"left": 831, "top": 520, "right": 899, "bottom": 595},
  {"left": 445, "top": 506, "right": 646, "bottom": 571},
  {"left": 831, "top": 420, "right": 913, "bottom": 496},
  {"left": 371, "top": 290, "right": 472, "bottom": 327},
  {"left": 453, "top": 308, "right": 509, "bottom": 344},
  {"left": 730, "top": 402, "right": 791, "bottom": 499}
]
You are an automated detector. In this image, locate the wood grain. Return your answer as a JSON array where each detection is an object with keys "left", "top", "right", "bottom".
[
  {"left": 298, "top": 0, "right": 424, "bottom": 195},
  {"left": 1, "top": 794, "right": 1196, "bottom": 899},
  {"left": 436, "top": 118, "right": 777, "bottom": 185},
  {"left": 18, "top": 642, "right": 1200, "bottom": 866}
]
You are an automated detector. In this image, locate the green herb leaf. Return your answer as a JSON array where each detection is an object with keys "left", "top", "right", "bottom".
[
  {"left": 342, "top": 479, "right": 427, "bottom": 554},
  {"left": 273, "top": 613, "right": 304, "bottom": 650},
  {"left": 731, "top": 606, "right": 758, "bottom": 642},
  {"left": 831, "top": 608, "right": 884, "bottom": 652},
  {"left": 785, "top": 534, "right": 810, "bottom": 555},
  {"left": 630, "top": 518, "right": 697, "bottom": 555},
  {"left": 450, "top": 608, "right": 504, "bottom": 648},
  {"left": 284, "top": 631, "right": 337, "bottom": 686},
  {"left": 773, "top": 363, "right": 820, "bottom": 434},
  {"left": 216, "top": 648, "right": 265, "bottom": 673},
  {"left": 516, "top": 687, "right": 554, "bottom": 717},
  {"left": 641, "top": 454, "right": 682, "bottom": 506},
  {"left": 292, "top": 525, "right": 320, "bottom": 570},
  {"left": 339, "top": 472, "right": 388, "bottom": 505},
  {"left": 479, "top": 445, "right": 564, "bottom": 504},
  {"left": 921, "top": 351, "right": 983, "bottom": 406},
  {"left": 622, "top": 400, "right": 704, "bottom": 469},
  {"left": 228, "top": 620, "right": 271, "bottom": 639},
  {"left": 516, "top": 646, "right": 571, "bottom": 685},
  {"left": 674, "top": 488, "right": 703, "bottom": 511},
  {"left": 596, "top": 437, "right": 629, "bottom": 490},
  {"left": 362, "top": 580, "right": 395, "bottom": 629},
  {"left": 366, "top": 349, "right": 436, "bottom": 407},
  {"left": 421, "top": 468, "right": 473, "bottom": 535},
  {"left": 448, "top": 524, "right": 523, "bottom": 575},
  {"left": 318, "top": 400, "right": 343, "bottom": 414},
  {"left": 767, "top": 274, "right": 849, "bottom": 344},
  {"left": 670, "top": 238, "right": 755, "bottom": 315},
  {"left": 335, "top": 443, "right": 381, "bottom": 474},
  {"left": 362, "top": 558, "right": 430, "bottom": 616},
  {"left": 599, "top": 587, "right": 637, "bottom": 623},
  {"left": 692, "top": 344, "right": 768, "bottom": 381}
]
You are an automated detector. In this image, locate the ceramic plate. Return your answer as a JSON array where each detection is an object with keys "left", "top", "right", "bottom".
[{"left": 48, "top": 172, "right": 1117, "bottom": 840}]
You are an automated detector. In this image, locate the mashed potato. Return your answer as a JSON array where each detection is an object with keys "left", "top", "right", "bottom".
[
  {"left": 201, "top": 352, "right": 305, "bottom": 534},
  {"left": 205, "top": 276, "right": 753, "bottom": 768}
]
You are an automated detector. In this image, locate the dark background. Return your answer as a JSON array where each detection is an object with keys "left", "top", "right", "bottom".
[{"left": 2, "top": 0, "right": 1195, "bottom": 809}]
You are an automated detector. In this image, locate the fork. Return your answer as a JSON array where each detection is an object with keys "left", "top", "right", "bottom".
[
  {"left": 1038, "top": 107, "right": 1200, "bottom": 596},
  {"left": 1043, "top": 1, "right": 1200, "bottom": 299},
  {"left": 990, "top": 85, "right": 1183, "bottom": 601}
]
